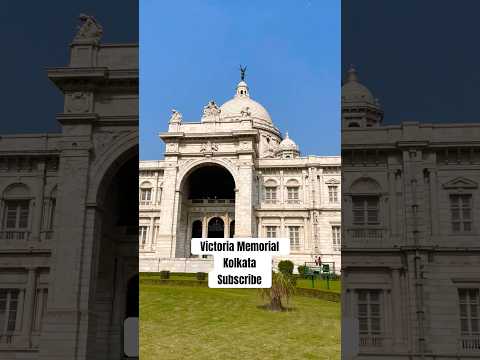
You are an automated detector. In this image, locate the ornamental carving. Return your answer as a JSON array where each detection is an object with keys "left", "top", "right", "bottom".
[
  {"left": 73, "top": 14, "right": 103, "bottom": 44},
  {"left": 240, "top": 106, "right": 251, "bottom": 118},
  {"left": 166, "top": 143, "right": 179, "bottom": 152},
  {"left": 202, "top": 100, "right": 221, "bottom": 121},
  {"left": 66, "top": 92, "right": 91, "bottom": 113},
  {"left": 200, "top": 141, "right": 218, "bottom": 153},
  {"left": 169, "top": 109, "right": 182, "bottom": 123}
]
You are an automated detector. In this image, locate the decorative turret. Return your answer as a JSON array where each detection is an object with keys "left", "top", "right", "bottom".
[
  {"left": 342, "top": 65, "right": 383, "bottom": 128},
  {"left": 276, "top": 132, "right": 300, "bottom": 159}
]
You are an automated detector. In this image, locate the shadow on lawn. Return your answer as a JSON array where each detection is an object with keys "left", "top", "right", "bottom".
[{"left": 256, "top": 304, "right": 297, "bottom": 312}]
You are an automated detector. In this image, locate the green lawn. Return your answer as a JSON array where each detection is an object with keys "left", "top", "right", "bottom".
[
  {"left": 140, "top": 284, "right": 340, "bottom": 360},
  {"left": 296, "top": 278, "right": 341, "bottom": 293},
  {"left": 141, "top": 272, "right": 341, "bottom": 294}
]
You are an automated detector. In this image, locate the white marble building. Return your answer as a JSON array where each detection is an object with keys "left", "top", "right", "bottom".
[
  {"left": 0, "top": 16, "right": 138, "bottom": 359},
  {"left": 139, "top": 75, "right": 341, "bottom": 273},
  {"left": 342, "top": 67, "right": 480, "bottom": 359}
]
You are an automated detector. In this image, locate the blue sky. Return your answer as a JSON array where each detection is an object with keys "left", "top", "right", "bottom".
[{"left": 140, "top": 0, "right": 340, "bottom": 160}]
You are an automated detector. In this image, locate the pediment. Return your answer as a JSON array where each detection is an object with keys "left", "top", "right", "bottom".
[{"left": 443, "top": 177, "right": 478, "bottom": 189}]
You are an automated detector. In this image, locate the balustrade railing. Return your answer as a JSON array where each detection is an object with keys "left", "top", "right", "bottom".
[
  {"left": 359, "top": 335, "right": 384, "bottom": 348},
  {"left": 346, "top": 227, "right": 384, "bottom": 244},
  {"left": 460, "top": 336, "right": 480, "bottom": 352},
  {"left": 189, "top": 199, "right": 235, "bottom": 204},
  {"left": 0, "top": 230, "right": 30, "bottom": 241}
]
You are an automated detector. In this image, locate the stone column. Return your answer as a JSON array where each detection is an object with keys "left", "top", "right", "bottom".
[
  {"left": 156, "top": 164, "right": 178, "bottom": 257},
  {"left": 202, "top": 215, "right": 208, "bottom": 238},
  {"left": 21, "top": 267, "right": 37, "bottom": 343},
  {"left": 39, "top": 142, "right": 93, "bottom": 360},
  {"left": 224, "top": 213, "right": 229, "bottom": 238},
  {"left": 391, "top": 268, "right": 403, "bottom": 349},
  {"left": 302, "top": 217, "right": 310, "bottom": 252},
  {"left": 235, "top": 162, "right": 254, "bottom": 237},
  {"left": 32, "top": 161, "right": 46, "bottom": 241},
  {"left": 149, "top": 217, "right": 155, "bottom": 247},
  {"left": 280, "top": 170, "right": 284, "bottom": 204}
]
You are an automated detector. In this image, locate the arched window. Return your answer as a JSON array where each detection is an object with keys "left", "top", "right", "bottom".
[
  {"left": 191, "top": 220, "right": 202, "bottom": 238},
  {"left": 285, "top": 179, "right": 300, "bottom": 204},
  {"left": 208, "top": 217, "right": 224, "bottom": 238},
  {"left": 348, "top": 122, "right": 360, "bottom": 128},
  {"left": 350, "top": 178, "right": 381, "bottom": 226},
  {"left": 139, "top": 181, "right": 153, "bottom": 205},
  {"left": 264, "top": 179, "right": 278, "bottom": 204},
  {"left": 2, "top": 183, "right": 31, "bottom": 240}
]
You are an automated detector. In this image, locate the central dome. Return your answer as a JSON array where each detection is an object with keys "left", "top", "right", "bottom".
[
  {"left": 219, "top": 80, "right": 273, "bottom": 123},
  {"left": 342, "top": 66, "right": 376, "bottom": 105}
]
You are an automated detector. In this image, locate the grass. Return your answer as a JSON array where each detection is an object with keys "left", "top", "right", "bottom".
[
  {"left": 141, "top": 272, "right": 341, "bottom": 293},
  {"left": 296, "top": 278, "right": 341, "bottom": 293},
  {"left": 140, "top": 284, "right": 340, "bottom": 360}
]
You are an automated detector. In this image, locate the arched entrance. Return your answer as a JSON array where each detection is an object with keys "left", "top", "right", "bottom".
[
  {"left": 88, "top": 151, "right": 139, "bottom": 358},
  {"left": 208, "top": 217, "right": 224, "bottom": 238},
  {"left": 176, "top": 163, "right": 235, "bottom": 257}
]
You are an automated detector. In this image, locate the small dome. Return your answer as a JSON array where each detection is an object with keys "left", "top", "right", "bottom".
[
  {"left": 342, "top": 66, "right": 376, "bottom": 105},
  {"left": 219, "top": 80, "right": 273, "bottom": 123},
  {"left": 278, "top": 132, "right": 298, "bottom": 151}
]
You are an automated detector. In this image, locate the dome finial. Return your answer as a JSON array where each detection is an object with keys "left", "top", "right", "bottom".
[
  {"left": 240, "top": 65, "right": 247, "bottom": 81},
  {"left": 285, "top": 131, "right": 289, "bottom": 139},
  {"left": 346, "top": 64, "right": 359, "bottom": 82}
]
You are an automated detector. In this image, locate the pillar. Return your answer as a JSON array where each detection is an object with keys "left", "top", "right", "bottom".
[
  {"left": 21, "top": 267, "right": 37, "bottom": 343},
  {"left": 32, "top": 161, "right": 46, "bottom": 241},
  {"left": 391, "top": 268, "right": 403, "bottom": 349},
  {"left": 235, "top": 163, "right": 254, "bottom": 237}
]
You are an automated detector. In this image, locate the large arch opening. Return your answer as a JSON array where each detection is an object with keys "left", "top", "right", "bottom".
[
  {"left": 176, "top": 164, "right": 236, "bottom": 257},
  {"left": 88, "top": 149, "right": 139, "bottom": 358},
  {"left": 184, "top": 165, "right": 235, "bottom": 200}
]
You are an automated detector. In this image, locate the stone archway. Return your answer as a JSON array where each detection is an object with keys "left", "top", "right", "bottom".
[
  {"left": 175, "top": 163, "right": 236, "bottom": 257},
  {"left": 87, "top": 150, "right": 139, "bottom": 358}
]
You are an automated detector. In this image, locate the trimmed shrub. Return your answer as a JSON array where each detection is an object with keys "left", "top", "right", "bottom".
[
  {"left": 196, "top": 272, "right": 207, "bottom": 281},
  {"left": 297, "top": 265, "right": 308, "bottom": 278},
  {"left": 159, "top": 270, "right": 170, "bottom": 279},
  {"left": 278, "top": 260, "right": 294, "bottom": 275}
]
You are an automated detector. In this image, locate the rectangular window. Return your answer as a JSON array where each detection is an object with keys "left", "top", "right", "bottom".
[
  {"left": 332, "top": 225, "right": 341, "bottom": 250},
  {"left": 288, "top": 226, "right": 300, "bottom": 251},
  {"left": 140, "top": 188, "right": 152, "bottom": 204},
  {"left": 353, "top": 196, "right": 379, "bottom": 225},
  {"left": 0, "top": 289, "right": 19, "bottom": 334},
  {"left": 264, "top": 187, "right": 277, "bottom": 203},
  {"left": 287, "top": 187, "right": 299, "bottom": 203},
  {"left": 139, "top": 226, "right": 148, "bottom": 247},
  {"left": 266, "top": 226, "right": 277, "bottom": 238},
  {"left": 459, "top": 288, "right": 479, "bottom": 335},
  {"left": 450, "top": 194, "right": 472, "bottom": 232},
  {"left": 357, "top": 289, "right": 382, "bottom": 335},
  {"left": 4, "top": 200, "right": 29, "bottom": 229},
  {"left": 328, "top": 186, "right": 339, "bottom": 203}
]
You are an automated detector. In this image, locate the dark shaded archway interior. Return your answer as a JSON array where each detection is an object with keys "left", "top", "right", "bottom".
[
  {"left": 126, "top": 274, "right": 139, "bottom": 318},
  {"left": 185, "top": 165, "right": 235, "bottom": 200},
  {"left": 115, "top": 154, "right": 139, "bottom": 231},
  {"left": 208, "top": 217, "right": 224, "bottom": 238},
  {"left": 192, "top": 220, "right": 202, "bottom": 238}
]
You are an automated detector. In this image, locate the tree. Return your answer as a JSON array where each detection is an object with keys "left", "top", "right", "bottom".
[{"left": 259, "top": 271, "right": 296, "bottom": 311}]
